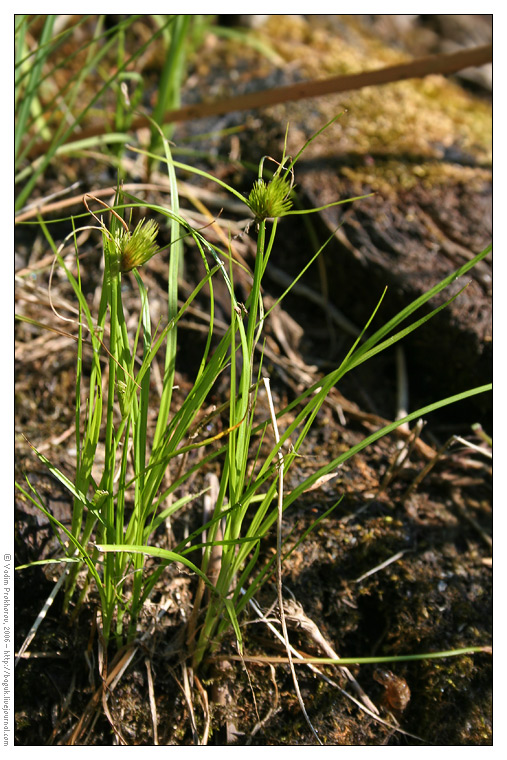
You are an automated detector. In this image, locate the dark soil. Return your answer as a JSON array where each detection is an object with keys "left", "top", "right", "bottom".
[
  {"left": 14, "top": 15, "right": 492, "bottom": 746},
  {"left": 14, "top": 377, "right": 493, "bottom": 744}
]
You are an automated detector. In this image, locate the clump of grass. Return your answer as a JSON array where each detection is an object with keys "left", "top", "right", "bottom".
[{"left": 17, "top": 118, "right": 490, "bottom": 636}]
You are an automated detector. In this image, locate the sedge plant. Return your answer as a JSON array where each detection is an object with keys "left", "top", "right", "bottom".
[{"left": 16, "top": 118, "right": 491, "bottom": 696}]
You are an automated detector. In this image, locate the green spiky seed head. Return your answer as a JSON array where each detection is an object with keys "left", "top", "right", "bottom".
[
  {"left": 247, "top": 175, "right": 293, "bottom": 221},
  {"left": 115, "top": 218, "right": 160, "bottom": 273}
]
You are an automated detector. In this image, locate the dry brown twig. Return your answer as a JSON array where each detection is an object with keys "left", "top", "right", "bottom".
[{"left": 25, "top": 44, "right": 492, "bottom": 162}]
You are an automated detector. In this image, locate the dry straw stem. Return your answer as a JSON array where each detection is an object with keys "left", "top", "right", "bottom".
[
  {"left": 26, "top": 44, "right": 492, "bottom": 161},
  {"left": 263, "top": 376, "right": 322, "bottom": 746}
]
